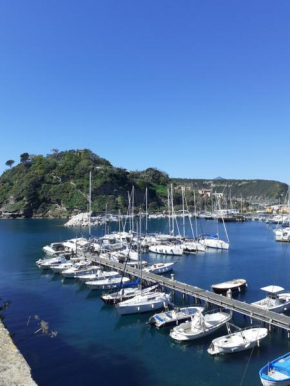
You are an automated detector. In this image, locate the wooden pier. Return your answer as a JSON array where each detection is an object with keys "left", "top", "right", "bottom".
[{"left": 91, "top": 255, "right": 290, "bottom": 334}]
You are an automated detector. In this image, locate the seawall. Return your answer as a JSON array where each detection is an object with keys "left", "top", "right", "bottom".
[{"left": 0, "top": 320, "right": 37, "bottom": 386}]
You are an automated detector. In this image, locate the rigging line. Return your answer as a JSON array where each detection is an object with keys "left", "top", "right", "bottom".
[{"left": 239, "top": 240, "right": 290, "bottom": 386}]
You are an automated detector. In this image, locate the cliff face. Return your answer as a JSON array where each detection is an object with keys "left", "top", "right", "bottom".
[{"left": 0, "top": 150, "right": 169, "bottom": 218}]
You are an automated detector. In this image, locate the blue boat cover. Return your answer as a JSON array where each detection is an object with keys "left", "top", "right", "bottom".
[{"left": 115, "top": 277, "right": 140, "bottom": 289}]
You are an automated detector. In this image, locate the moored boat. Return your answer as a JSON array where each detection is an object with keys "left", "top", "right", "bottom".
[
  {"left": 149, "top": 306, "right": 204, "bottom": 329},
  {"left": 143, "top": 262, "right": 176, "bottom": 275},
  {"left": 169, "top": 310, "right": 231, "bottom": 341},
  {"left": 116, "top": 291, "right": 171, "bottom": 315},
  {"left": 101, "top": 284, "right": 158, "bottom": 305},
  {"left": 208, "top": 325, "right": 268, "bottom": 355},
  {"left": 149, "top": 245, "right": 183, "bottom": 256},
  {"left": 211, "top": 279, "right": 247, "bottom": 294},
  {"left": 251, "top": 286, "right": 290, "bottom": 313},
  {"left": 259, "top": 352, "right": 290, "bottom": 385}
]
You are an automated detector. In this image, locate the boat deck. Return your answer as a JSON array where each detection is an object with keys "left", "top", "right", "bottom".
[{"left": 89, "top": 255, "right": 290, "bottom": 333}]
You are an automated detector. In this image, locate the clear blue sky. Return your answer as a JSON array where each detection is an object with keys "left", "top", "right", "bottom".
[{"left": 0, "top": 0, "right": 289, "bottom": 182}]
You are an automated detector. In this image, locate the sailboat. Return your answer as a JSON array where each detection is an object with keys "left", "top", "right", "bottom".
[{"left": 115, "top": 215, "right": 172, "bottom": 315}]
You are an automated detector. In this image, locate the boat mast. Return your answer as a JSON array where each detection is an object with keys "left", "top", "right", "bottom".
[
  {"left": 131, "top": 186, "right": 135, "bottom": 233},
  {"left": 167, "top": 189, "right": 170, "bottom": 234},
  {"left": 89, "top": 171, "right": 92, "bottom": 237},
  {"left": 171, "top": 184, "right": 174, "bottom": 235},
  {"left": 145, "top": 187, "right": 148, "bottom": 235},
  {"left": 182, "top": 186, "right": 185, "bottom": 238},
  {"left": 193, "top": 190, "right": 198, "bottom": 238}
]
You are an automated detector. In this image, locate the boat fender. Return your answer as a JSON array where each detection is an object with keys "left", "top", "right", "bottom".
[{"left": 152, "top": 304, "right": 154, "bottom": 308}]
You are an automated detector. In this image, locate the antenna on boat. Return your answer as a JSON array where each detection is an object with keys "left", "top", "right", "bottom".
[{"left": 89, "top": 171, "right": 92, "bottom": 238}]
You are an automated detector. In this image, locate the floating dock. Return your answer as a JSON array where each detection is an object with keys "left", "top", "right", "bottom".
[{"left": 91, "top": 256, "right": 290, "bottom": 334}]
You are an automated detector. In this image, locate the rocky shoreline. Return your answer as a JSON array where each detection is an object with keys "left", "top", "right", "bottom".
[{"left": 0, "top": 320, "right": 37, "bottom": 386}]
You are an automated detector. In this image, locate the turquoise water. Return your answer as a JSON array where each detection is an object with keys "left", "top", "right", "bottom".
[{"left": 1, "top": 219, "right": 290, "bottom": 385}]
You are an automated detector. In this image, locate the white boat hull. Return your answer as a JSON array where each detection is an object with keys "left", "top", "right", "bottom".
[
  {"left": 208, "top": 327, "right": 268, "bottom": 355},
  {"left": 149, "top": 245, "right": 183, "bottom": 256}
]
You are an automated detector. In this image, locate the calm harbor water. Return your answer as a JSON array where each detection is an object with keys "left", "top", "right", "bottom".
[{"left": 1, "top": 219, "right": 290, "bottom": 386}]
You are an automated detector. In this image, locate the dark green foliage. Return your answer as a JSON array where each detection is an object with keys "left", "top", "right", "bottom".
[
  {"left": 5, "top": 160, "right": 15, "bottom": 168},
  {"left": 0, "top": 149, "right": 169, "bottom": 217}
]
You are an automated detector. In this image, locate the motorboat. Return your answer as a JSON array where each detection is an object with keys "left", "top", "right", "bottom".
[
  {"left": 36, "top": 256, "right": 67, "bottom": 270},
  {"left": 182, "top": 241, "right": 206, "bottom": 253},
  {"left": 149, "top": 245, "right": 183, "bottom": 256},
  {"left": 86, "top": 276, "right": 130, "bottom": 290},
  {"left": 251, "top": 286, "right": 290, "bottom": 313},
  {"left": 61, "top": 261, "right": 92, "bottom": 278},
  {"left": 259, "top": 352, "right": 290, "bottom": 385},
  {"left": 208, "top": 325, "right": 268, "bottom": 355},
  {"left": 51, "top": 261, "right": 74, "bottom": 273},
  {"left": 115, "top": 292, "right": 172, "bottom": 315},
  {"left": 169, "top": 310, "right": 231, "bottom": 341},
  {"left": 149, "top": 306, "right": 204, "bottom": 329},
  {"left": 211, "top": 279, "right": 247, "bottom": 295},
  {"left": 100, "top": 284, "right": 158, "bottom": 305},
  {"left": 143, "top": 262, "right": 176, "bottom": 275},
  {"left": 274, "top": 228, "right": 290, "bottom": 242},
  {"left": 42, "top": 242, "right": 66, "bottom": 256},
  {"left": 74, "top": 267, "right": 101, "bottom": 280}
]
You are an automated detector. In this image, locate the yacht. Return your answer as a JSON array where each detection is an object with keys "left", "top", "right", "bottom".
[
  {"left": 36, "top": 256, "right": 67, "bottom": 270},
  {"left": 42, "top": 242, "right": 66, "bottom": 256},
  {"left": 61, "top": 261, "right": 92, "bottom": 278}
]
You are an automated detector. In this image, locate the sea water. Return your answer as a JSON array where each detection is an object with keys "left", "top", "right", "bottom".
[{"left": 1, "top": 218, "right": 290, "bottom": 386}]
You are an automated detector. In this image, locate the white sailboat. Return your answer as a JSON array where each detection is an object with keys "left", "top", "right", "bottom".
[
  {"left": 143, "top": 262, "right": 176, "bottom": 274},
  {"left": 115, "top": 291, "right": 171, "bottom": 315}
]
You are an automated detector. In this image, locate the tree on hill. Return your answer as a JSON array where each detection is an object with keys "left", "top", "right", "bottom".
[
  {"left": 5, "top": 160, "right": 15, "bottom": 168},
  {"left": 20, "top": 153, "right": 30, "bottom": 164}
]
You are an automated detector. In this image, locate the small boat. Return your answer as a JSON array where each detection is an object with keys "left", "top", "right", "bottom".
[
  {"left": 259, "top": 352, "right": 290, "bottom": 385},
  {"left": 74, "top": 267, "right": 102, "bottom": 280},
  {"left": 208, "top": 325, "right": 268, "bottom": 355},
  {"left": 169, "top": 310, "right": 231, "bottom": 341},
  {"left": 86, "top": 276, "right": 130, "bottom": 290},
  {"left": 143, "top": 262, "right": 176, "bottom": 275},
  {"left": 251, "top": 286, "right": 290, "bottom": 313},
  {"left": 149, "top": 245, "right": 183, "bottom": 256},
  {"left": 101, "top": 284, "right": 158, "bottom": 305},
  {"left": 149, "top": 306, "right": 204, "bottom": 329},
  {"left": 211, "top": 279, "right": 247, "bottom": 295},
  {"left": 116, "top": 292, "right": 172, "bottom": 315}
]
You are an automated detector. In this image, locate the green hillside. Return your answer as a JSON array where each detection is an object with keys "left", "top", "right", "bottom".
[
  {"left": 0, "top": 150, "right": 287, "bottom": 219},
  {"left": 0, "top": 150, "right": 169, "bottom": 218}
]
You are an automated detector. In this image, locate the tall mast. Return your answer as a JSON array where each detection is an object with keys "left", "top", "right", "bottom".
[
  {"left": 182, "top": 186, "right": 185, "bottom": 238},
  {"left": 167, "top": 189, "right": 170, "bottom": 233},
  {"left": 171, "top": 183, "right": 174, "bottom": 235},
  {"left": 89, "top": 171, "right": 92, "bottom": 237},
  {"left": 145, "top": 187, "right": 148, "bottom": 235},
  {"left": 194, "top": 189, "right": 198, "bottom": 238},
  {"left": 131, "top": 186, "right": 135, "bottom": 233}
]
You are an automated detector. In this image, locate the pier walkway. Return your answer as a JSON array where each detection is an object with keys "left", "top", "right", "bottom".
[{"left": 91, "top": 255, "right": 290, "bottom": 333}]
